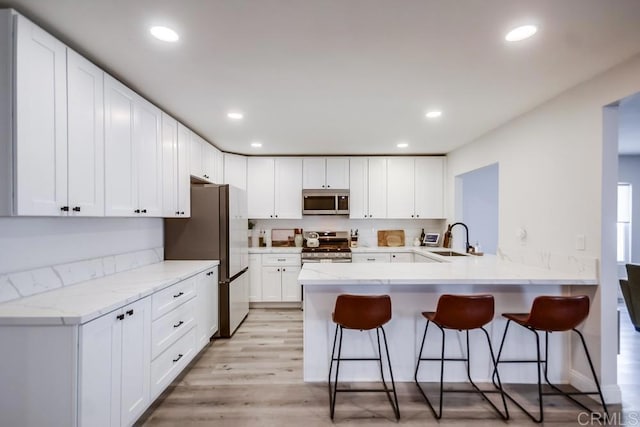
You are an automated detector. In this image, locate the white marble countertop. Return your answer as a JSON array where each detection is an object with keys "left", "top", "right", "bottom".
[
  {"left": 298, "top": 255, "right": 597, "bottom": 286},
  {"left": 0, "top": 260, "right": 219, "bottom": 326},
  {"left": 248, "top": 247, "right": 302, "bottom": 254}
]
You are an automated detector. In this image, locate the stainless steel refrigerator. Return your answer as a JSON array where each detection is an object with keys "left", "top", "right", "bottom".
[{"left": 164, "top": 184, "right": 249, "bottom": 338}]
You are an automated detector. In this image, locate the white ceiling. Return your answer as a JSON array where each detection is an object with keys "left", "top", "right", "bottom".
[{"left": 2, "top": 0, "right": 640, "bottom": 155}]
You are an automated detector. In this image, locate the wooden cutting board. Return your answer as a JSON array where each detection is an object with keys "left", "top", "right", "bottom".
[{"left": 377, "top": 230, "right": 405, "bottom": 247}]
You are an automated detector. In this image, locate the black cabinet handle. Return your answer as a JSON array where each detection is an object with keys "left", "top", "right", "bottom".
[
  {"left": 180, "top": 211, "right": 185, "bottom": 215},
  {"left": 173, "top": 320, "right": 184, "bottom": 328},
  {"left": 134, "top": 209, "right": 140, "bottom": 213},
  {"left": 141, "top": 209, "right": 147, "bottom": 213},
  {"left": 277, "top": 268, "right": 280, "bottom": 272},
  {"left": 126, "top": 309, "right": 134, "bottom": 316},
  {"left": 116, "top": 314, "right": 125, "bottom": 320},
  {"left": 175, "top": 211, "right": 180, "bottom": 215},
  {"left": 172, "top": 354, "right": 183, "bottom": 363},
  {"left": 73, "top": 206, "right": 81, "bottom": 212},
  {"left": 60, "top": 206, "right": 69, "bottom": 212},
  {"left": 206, "top": 271, "right": 214, "bottom": 276},
  {"left": 173, "top": 291, "right": 184, "bottom": 298},
  {"left": 282, "top": 268, "right": 286, "bottom": 272},
  {"left": 270, "top": 215, "right": 273, "bottom": 218},
  {"left": 411, "top": 214, "right": 414, "bottom": 218}
]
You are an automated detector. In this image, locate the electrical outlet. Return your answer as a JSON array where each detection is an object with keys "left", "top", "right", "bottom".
[{"left": 576, "top": 234, "right": 586, "bottom": 251}]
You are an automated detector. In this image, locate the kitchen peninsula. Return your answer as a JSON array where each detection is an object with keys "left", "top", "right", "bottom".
[{"left": 298, "top": 252, "right": 598, "bottom": 388}]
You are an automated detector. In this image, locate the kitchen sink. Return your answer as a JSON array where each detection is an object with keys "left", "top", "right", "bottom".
[{"left": 431, "top": 250, "right": 468, "bottom": 257}]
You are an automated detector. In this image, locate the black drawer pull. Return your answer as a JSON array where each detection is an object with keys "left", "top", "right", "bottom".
[
  {"left": 173, "top": 354, "right": 183, "bottom": 363},
  {"left": 73, "top": 206, "right": 81, "bottom": 212},
  {"left": 180, "top": 211, "right": 185, "bottom": 215},
  {"left": 173, "top": 291, "right": 184, "bottom": 298},
  {"left": 60, "top": 206, "right": 69, "bottom": 212},
  {"left": 141, "top": 209, "right": 147, "bottom": 213},
  {"left": 134, "top": 209, "right": 140, "bottom": 213},
  {"left": 173, "top": 320, "right": 184, "bottom": 328},
  {"left": 116, "top": 314, "right": 125, "bottom": 320},
  {"left": 277, "top": 258, "right": 286, "bottom": 262},
  {"left": 367, "top": 258, "right": 376, "bottom": 261},
  {"left": 126, "top": 309, "right": 134, "bottom": 316}
]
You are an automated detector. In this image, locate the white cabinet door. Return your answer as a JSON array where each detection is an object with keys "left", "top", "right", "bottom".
[
  {"left": 120, "top": 297, "right": 152, "bottom": 427},
  {"left": 261, "top": 266, "right": 282, "bottom": 301},
  {"left": 414, "top": 157, "right": 445, "bottom": 218},
  {"left": 66, "top": 49, "right": 104, "bottom": 217},
  {"left": 14, "top": 15, "right": 68, "bottom": 216},
  {"left": 274, "top": 157, "right": 302, "bottom": 219},
  {"left": 79, "top": 296, "right": 151, "bottom": 427},
  {"left": 135, "top": 97, "right": 162, "bottom": 217},
  {"left": 79, "top": 306, "right": 122, "bottom": 427},
  {"left": 201, "top": 142, "right": 216, "bottom": 183},
  {"left": 214, "top": 147, "right": 224, "bottom": 184},
  {"left": 387, "top": 157, "right": 414, "bottom": 219},
  {"left": 349, "top": 157, "right": 368, "bottom": 219},
  {"left": 162, "top": 113, "right": 178, "bottom": 217},
  {"left": 224, "top": 153, "right": 247, "bottom": 190},
  {"left": 302, "top": 157, "right": 326, "bottom": 189},
  {"left": 325, "top": 158, "right": 349, "bottom": 189},
  {"left": 390, "top": 252, "right": 413, "bottom": 262},
  {"left": 281, "top": 265, "right": 301, "bottom": 302},
  {"left": 247, "top": 157, "right": 275, "bottom": 218},
  {"left": 196, "top": 269, "right": 218, "bottom": 350},
  {"left": 249, "top": 254, "right": 262, "bottom": 302},
  {"left": 104, "top": 75, "right": 137, "bottom": 216},
  {"left": 367, "top": 157, "right": 387, "bottom": 219},
  {"left": 177, "top": 123, "right": 191, "bottom": 217},
  {"left": 189, "top": 132, "right": 203, "bottom": 179}
]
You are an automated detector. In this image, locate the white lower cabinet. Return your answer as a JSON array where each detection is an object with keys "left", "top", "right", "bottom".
[
  {"left": 352, "top": 253, "right": 391, "bottom": 263},
  {"left": 252, "top": 254, "right": 301, "bottom": 302},
  {"left": 195, "top": 267, "right": 219, "bottom": 350},
  {"left": 79, "top": 296, "right": 152, "bottom": 427},
  {"left": 150, "top": 327, "right": 196, "bottom": 399}
]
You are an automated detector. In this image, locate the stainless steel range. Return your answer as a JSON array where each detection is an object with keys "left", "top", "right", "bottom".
[{"left": 301, "top": 231, "right": 352, "bottom": 263}]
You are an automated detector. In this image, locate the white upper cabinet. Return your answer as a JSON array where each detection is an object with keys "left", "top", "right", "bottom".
[
  {"left": 387, "top": 157, "right": 445, "bottom": 219},
  {"left": 66, "top": 49, "right": 105, "bottom": 216},
  {"left": 190, "top": 134, "right": 221, "bottom": 184},
  {"left": 302, "top": 157, "right": 349, "bottom": 189},
  {"left": 162, "top": 115, "right": 190, "bottom": 217},
  {"left": 414, "top": 157, "right": 445, "bottom": 218},
  {"left": 189, "top": 132, "right": 204, "bottom": 179},
  {"left": 13, "top": 14, "right": 68, "bottom": 216},
  {"left": 104, "top": 75, "right": 162, "bottom": 217},
  {"left": 387, "top": 157, "right": 415, "bottom": 218},
  {"left": 350, "top": 157, "right": 387, "bottom": 219},
  {"left": 224, "top": 153, "right": 247, "bottom": 190},
  {"left": 247, "top": 157, "right": 302, "bottom": 219}
]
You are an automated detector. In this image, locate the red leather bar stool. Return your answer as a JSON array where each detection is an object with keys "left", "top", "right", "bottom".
[
  {"left": 414, "top": 294, "right": 509, "bottom": 420},
  {"left": 493, "top": 295, "right": 608, "bottom": 423},
  {"left": 328, "top": 294, "right": 400, "bottom": 420}
]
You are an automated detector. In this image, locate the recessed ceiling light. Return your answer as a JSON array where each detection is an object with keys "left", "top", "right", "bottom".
[
  {"left": 251, "top": 142, "right": 262, "bottom": 148},
  {"left": 425, "top": 111, "right": 442, "bottom": 119},
  {"left": 227, "top": 111, "right": 244, "bottom": 120},
  {"left": 397, "top": 142, "right": 409, "bottom": 148},
  {"left": 505, "top": 25, "right": 537, "bottom": 42},
  {"left": 149, "top": 26, "right": 179, "bottom": 42}
]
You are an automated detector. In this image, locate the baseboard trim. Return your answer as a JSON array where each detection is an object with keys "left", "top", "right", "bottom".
[{"left": 570, "top": 369, "right": 621, "bottom": 404}]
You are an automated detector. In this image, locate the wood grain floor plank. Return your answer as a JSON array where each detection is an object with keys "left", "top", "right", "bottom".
[{"left": 138, "top": 308, "right": 634, "bottom": 426}]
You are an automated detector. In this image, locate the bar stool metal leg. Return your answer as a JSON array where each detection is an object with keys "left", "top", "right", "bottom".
[{"left": 493, "top": 321, "right": 609, "bottom": 423}]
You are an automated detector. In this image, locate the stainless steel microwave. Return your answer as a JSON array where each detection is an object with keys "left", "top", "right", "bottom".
[{"left": 302, "top": 190, "right": 349, "bottom": 215}]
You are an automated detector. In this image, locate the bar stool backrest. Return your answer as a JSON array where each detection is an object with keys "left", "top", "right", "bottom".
[
  {"left": 526, "top": 295, "right": 589, "bottom": 331},
  {"left": 432, "top": 294, "right": 494, "bottom": 330},
  {"left": 333, "top": 294, "right": 392, "bottom": 330}
]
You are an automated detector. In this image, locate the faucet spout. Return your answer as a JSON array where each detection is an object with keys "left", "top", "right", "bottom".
[{"left": 450, "top": 222, "right": 471, "bottom": 253}]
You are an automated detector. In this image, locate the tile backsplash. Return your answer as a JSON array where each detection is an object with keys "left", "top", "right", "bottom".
[
  {"left": 251, "top": 218, "right": 447, "bottom": 248},
  {"left": 0, "top": 247, "right": 164, "bottom": 304}
]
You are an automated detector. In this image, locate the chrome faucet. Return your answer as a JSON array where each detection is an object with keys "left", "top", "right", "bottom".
[{"left": 450, "top": 222, "right": 472, "bottom": 253}]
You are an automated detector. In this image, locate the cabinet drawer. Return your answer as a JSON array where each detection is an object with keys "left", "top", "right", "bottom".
[
  {"left": 352, "top": 253, "right": 391, "bottom": 263},
  {"left": 390, "top": 252, "right": 413, "bottom": 262},
  {"left": 262, "top": 254, "right": 300, "bottom": 266},
  {"left": 150, "top": 327, "right": 196, "bottom": 399},
  {"left": 152, "top": 276, "right": 196, "bottom": 320},
  {"left": 151, "top": 298, "right": 196, "bottom": 359}
]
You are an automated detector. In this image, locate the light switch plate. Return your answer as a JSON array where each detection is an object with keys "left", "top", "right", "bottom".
[{"left": 576, "top": 234, "right": 586, "bottom": 251}]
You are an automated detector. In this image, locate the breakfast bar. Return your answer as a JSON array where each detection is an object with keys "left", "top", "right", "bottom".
[{"left": 298, "top": 254, "right": 599, "bottom": 386}]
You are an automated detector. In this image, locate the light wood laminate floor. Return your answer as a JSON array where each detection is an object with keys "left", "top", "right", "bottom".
[{"left": 139, "top": 309, "right": 635, "bottom": 426}]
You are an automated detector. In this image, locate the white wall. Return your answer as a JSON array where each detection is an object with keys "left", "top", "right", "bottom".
[
  {"left": 446, "top": 52, "right": 640, "bottom": 403},
  {"left": 0, "top": 217, "right": 163, "bottom": 274},
  {"left": 618, "top": 155, "right": 640, "bottom": 266}
]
